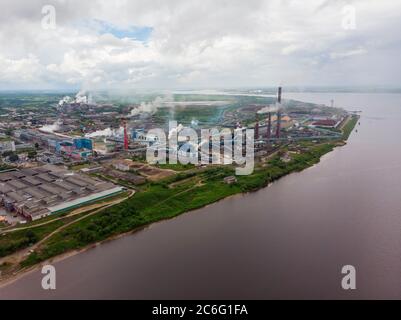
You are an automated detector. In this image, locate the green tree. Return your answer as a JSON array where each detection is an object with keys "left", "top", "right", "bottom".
[
  {"left": 8, "top": 153, "right": 19, "bottom": 162},
  {"left": 28, "top": 150, "right": 37, "bottom": 159},
  {"left": 5, "top": 128, "right": 13, "bottom": 136},
  {"left": 2, "top": 150, "right": 13, "bottom": 157},
  {"left": 25, "top": 230, "right": 38, "bottom": 244}
]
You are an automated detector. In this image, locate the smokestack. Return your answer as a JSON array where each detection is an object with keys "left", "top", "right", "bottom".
[
  {"left": 278, "top": 86, "right": 282, "bottom": 104},
  {"left": 267, "top": 112, "right": 271, "bottom": 140},
  {"left": 276, "top": 112, "right": 281, "bottom": 138},
  {"left": 123, "top": 120, "right": 129, "bottom": 150},
  {"left": 276, "top": 87, "right": 282, "bottom": 138},
  {"left": 255, "top": 114, "right": 259, "bottom": 140}
]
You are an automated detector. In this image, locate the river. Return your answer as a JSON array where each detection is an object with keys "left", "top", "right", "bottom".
[{"left": 1, "top": 92, "right": 401, "bottom": 299}]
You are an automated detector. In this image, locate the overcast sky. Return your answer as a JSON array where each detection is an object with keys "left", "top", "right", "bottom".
[{"left": 0, "top": 0, "right": 400, "bottom": 90}]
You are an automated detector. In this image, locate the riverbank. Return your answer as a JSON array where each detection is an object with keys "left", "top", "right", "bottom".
[
  {"left": 0, "top": 116, "right": 358, "bottom": 283},
  {"left": 0, "top": 146, "right": 334, "bottom": 286}
]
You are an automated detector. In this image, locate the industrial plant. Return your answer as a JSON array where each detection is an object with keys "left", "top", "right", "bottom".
[
  {"left": 0, "top": 87, "right": 353, "bottom": 225},
  {"left": 0, "top": 85, "right": 359, "bottom": 291}
]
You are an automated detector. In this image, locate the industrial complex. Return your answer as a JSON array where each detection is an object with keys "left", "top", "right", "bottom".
[
  {"left": 0, "top": 87, "right": 354, "bottom": 225},
  {"left": 0, "top": 86, "right": 360, "bottom": 284},
  {"left": 0, "top": 165, "right": 123, "bottom": 221}
]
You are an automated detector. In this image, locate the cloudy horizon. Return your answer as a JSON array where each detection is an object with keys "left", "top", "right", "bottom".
[{"left": 1, "top": 0, "right": 400, "bottom": 91}]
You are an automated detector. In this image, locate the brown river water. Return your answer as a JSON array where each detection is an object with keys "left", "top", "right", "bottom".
[{"left": 1, "top": 92, "right": 401, "bottom": 299}]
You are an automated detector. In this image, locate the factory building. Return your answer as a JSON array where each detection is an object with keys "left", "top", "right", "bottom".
[
  {"left": 0, "top": 165, "right": 124, "bottom": 221},
  {"left": 17, "top": 129, "right": 94, "bottom": 160},
  {"left": 112, "top": 159, "right": 135, "bottom": 172},
  {"left": 0, "top": 140, "right": 16, "bottom": 152},
  {"left": 16, "top": 129, "right": 63, "bottom": 150},
  {"left": 56, "top": 138, "right": 93, "bottom": 159},
  {"left": 56, "top": 140, "right": 74, "bottom": 153},
  {"left": 131, "top": 129, "right": 159, "bottom": 146},
  {"left": 73, "top": 138, "right": 93, "bottom": 150}
]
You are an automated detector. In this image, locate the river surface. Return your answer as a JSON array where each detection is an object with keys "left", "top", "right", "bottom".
[{"left": 1, "top": 92, "right": 401, "bottom": 299}]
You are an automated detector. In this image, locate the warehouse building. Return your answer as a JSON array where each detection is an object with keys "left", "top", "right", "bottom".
[{"left": 0, "top": 165, "right": 124, "bottom": 221}]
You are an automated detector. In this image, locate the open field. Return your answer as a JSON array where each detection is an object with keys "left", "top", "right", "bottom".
[{"left": 341, "top": 115, "right": 360, "bottom": 140}]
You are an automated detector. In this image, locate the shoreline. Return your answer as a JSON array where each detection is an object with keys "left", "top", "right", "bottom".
[
  {"left": 0, "top": 141, "right": 344, "bottom": 288},
  {"left": 0, "top": 115, "right": 359, "bottom": 288},
  {"left": 0, "top": 183, "right": 264, "bottom": 288}
]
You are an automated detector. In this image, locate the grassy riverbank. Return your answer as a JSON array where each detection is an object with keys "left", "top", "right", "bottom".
[
  {"left": 20, "top": 141, "right": 337, "bottom": 268},
  {"left": 342, "top": 115, "right": 359, "bottom": 139}
]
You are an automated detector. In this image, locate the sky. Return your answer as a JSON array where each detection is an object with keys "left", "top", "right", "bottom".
[{"left": 0, "top": 0, "right": 400, "bottom": 91}]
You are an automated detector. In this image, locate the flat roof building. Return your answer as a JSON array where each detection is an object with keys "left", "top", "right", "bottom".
[
  {"left": 22, "top": 176, "right": 42, "bottom": 186},
  {"left": 7, "top": 179, "right": 28, "bottom": 190},
  {"left": 0, "top": 166, "right": 123, "bottom": 221}
]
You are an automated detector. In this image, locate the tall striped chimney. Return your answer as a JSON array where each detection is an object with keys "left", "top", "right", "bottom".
[
  {"left": 123, "top": 120, "right": 129, "bottom": 150},
  {"left": 255, "top": 113, "right": 259, "bottom": 140},
  {"left": 278, "top": 86, "right": 282, "bottom": 104},
  {"left": 276, "top": 87, "right": 282, "bottom": 138}
]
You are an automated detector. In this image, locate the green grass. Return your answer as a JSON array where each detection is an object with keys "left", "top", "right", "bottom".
[
  {"left": 342, "top": 115, "right": 359, "bottom": 140},
  {"left": 154, "top": 105, "right": 224, "bottom": 124},
  {"left": 0, "top": 164, "right": 14, "bottom": 171},
  {"left": 1, "top": 212, "right": 70, "bottom": 231},
  {"left": 0, "top": 220, "right": 66, "bottom": 258},
  {"left": 156, "top": 163, "right": 195, "bottom": 171},
  {"left": 69, "top": 163, "right": 90, "bottom": 171},
  {"left": 92, "top": 173, "right": 140, "bottom": 190},
  {"left": 16, "top": 148, "right": 35, "bottom": 154},
  {"left": 0, "top": 261, "right": 13, "bottom": 274}
]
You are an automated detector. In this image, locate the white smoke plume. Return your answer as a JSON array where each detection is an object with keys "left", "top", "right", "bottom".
[
  {"left": 58, "top": 90, "right": 94, "bottom": 106},
  {"left": 75, "top": 90, "right": 88, "bottom": 104},
  {"left": 85, "top": 127, "right": 124, "bottom": 138},
  {"left": 168, "top": 123, "right": 184, "bottom": 140},
  {"left": 40, "top": 119, "right": 63, "bottom": 133},
  {"left": 130, "top": 93, "right": 174, "bottom": 117},
  {"left": 257, "top": 104, "right": 279, "bottom": 114},
  {"left": 58, "top": 96, "right": 73, "bottom": 106}
]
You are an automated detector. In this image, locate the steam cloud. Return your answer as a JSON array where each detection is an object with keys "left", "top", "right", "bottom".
[
  {"left": 58, "top": 90, "right": 93, "bottom": 106},
  {"left": 168, "top": 123, "right": 184, "bottom": 140},
  {"left": 85, "top": 127, "right": 124, "bottom": 138},
  {"left": 40, "top": 119, "right": 63, "bottom": 133},
  {"left": 58, "top": 96, "right": 73, "bottom": 106},
  {"left": 130, "top": 93, "right": 174, "bottom": 116},
  {"left": 257, "top": 104, "right": 279, "bottom": 114}
]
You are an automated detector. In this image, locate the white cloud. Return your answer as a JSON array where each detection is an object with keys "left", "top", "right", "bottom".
[
  {"left": 330, "top": 47, "right": 367, "bottom": 59},
  {"left": 0, "top": 54, "right": 42, "bottom": 82},
  {"left": 0, "top": 0, "right": 400, "bottom": 89}
]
